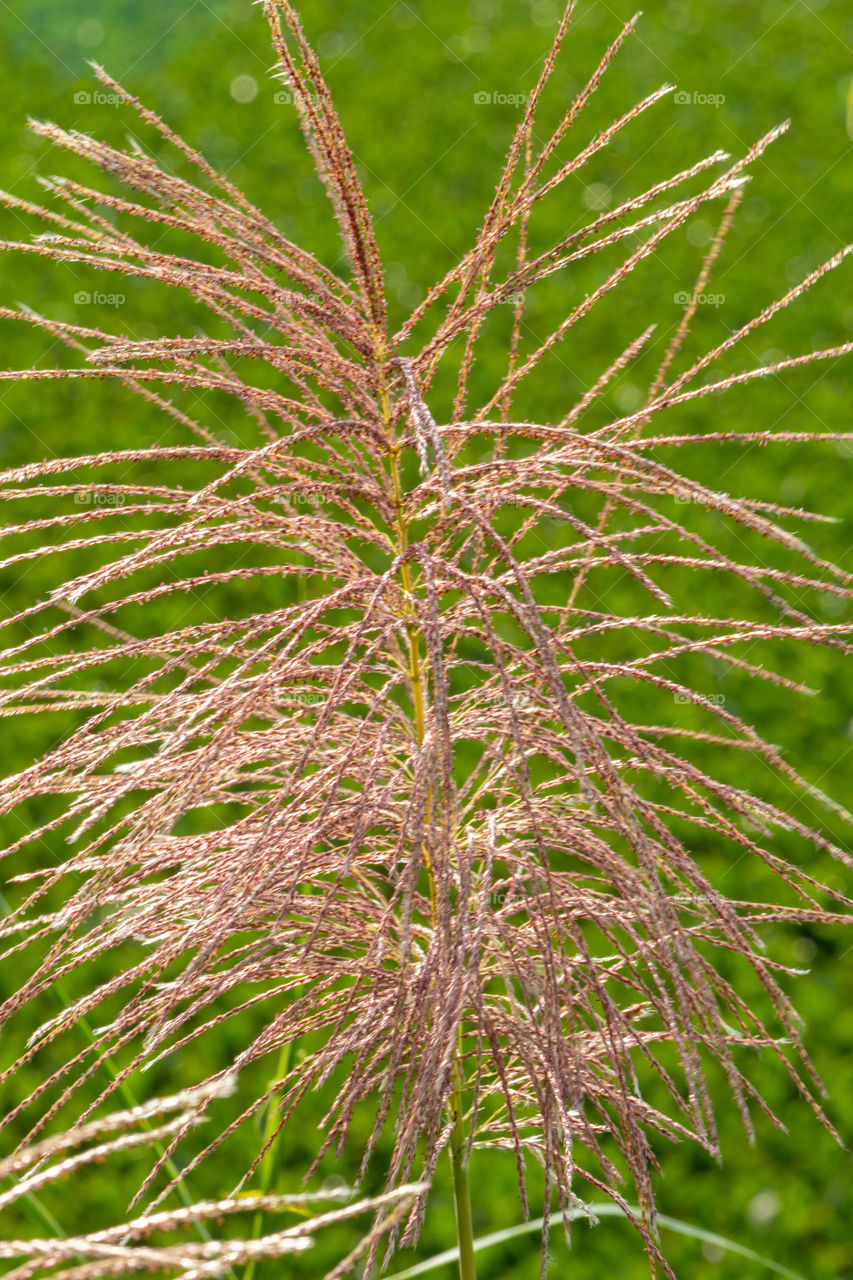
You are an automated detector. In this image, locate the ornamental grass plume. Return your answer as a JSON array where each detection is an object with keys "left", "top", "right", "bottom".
[{"left": 0, "top": 3, "right": 851, "bottom": 1277}]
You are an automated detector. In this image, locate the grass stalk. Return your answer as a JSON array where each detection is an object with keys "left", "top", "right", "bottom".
[
  {"left": 380, "top": 346, "right": 475, "bottom": 1276},
  {"left": 243, "top": 1039, "right": 295, "bottom": 1280},
  {"left": 448, "top": 1052, "right": 477, "bottom": 1280}
]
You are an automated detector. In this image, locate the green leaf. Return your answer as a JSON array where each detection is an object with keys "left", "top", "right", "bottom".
[{"left": 384, "top": 1202, "right": 808, "bottom": 1280}]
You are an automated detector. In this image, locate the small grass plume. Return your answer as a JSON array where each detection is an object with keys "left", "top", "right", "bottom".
[
  {"left": 0, "top": 3, "right": 851, "bottom": 1277},
  {"left": 0, "top": 1075, "right": 424, "bottom": 1278}
]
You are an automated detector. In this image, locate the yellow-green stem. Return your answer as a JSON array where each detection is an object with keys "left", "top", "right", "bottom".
[
  {"left": 449, "top": 1055, "right": 477, "bottom": 1280},
  {"left": 243, "top": 1038, "right": 294, "bottom": 1280},
  {"left": 376, "top": 343, "right": 477, "bottom": 1280}
]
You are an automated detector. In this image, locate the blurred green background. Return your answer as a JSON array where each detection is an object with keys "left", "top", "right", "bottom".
[{"left": 0, "top": 1, "right": 851, "bottom": 1277}]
